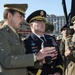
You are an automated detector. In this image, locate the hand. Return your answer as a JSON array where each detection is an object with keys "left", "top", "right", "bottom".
[
  {"left": 40, "top": 58, "right": 46, "bottom": 64},
  {"left": 51, "top": 50, "right": 58, "bottom": 60},
  {"left": 65, "top": 49, "right": 71, "bottom": 57},
  {"left": 54, "top": 72, "right": 60, "bottom": 75},
  {"left": 36, "top": 47, "right": 56, "bottom": 61}
]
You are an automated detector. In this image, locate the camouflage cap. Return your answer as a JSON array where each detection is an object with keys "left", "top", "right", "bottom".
[{"left": 4, "top": 4, "right": 28, "bottom": 14}]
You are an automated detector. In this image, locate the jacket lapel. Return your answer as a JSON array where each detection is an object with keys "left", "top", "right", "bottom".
[{"left": 31, "top": 33, "right": 42, "bottom": 48}]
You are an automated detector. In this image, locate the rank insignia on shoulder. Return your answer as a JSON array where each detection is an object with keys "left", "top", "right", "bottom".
[
  {"left": 49, "top": 37, "right": 57, "bottom": 45},
  {"left": 52, "top": 39, "right": 57, "bottom": 46}
]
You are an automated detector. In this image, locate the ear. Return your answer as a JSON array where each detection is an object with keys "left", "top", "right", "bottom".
[
  {"left": 30, "top": 23, "right": 33, "bottom": 28},
  {"left": 7, "top": 12, "right": 12, "bottom": 20}
]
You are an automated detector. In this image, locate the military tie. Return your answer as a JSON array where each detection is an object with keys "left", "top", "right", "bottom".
[
  {"left": 40, "top": 36, "right": 45, "bottom": 42},
  {"left": 40, "top": 36, "right": 46, "bottom": 48}
]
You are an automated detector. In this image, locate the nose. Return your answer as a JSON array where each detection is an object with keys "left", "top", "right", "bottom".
[
  {"left": 21, "top": 17, "right": 26, "bottom": 23},
  {"left": 23, "top": 18, "right": 26, "bottom": 23}
]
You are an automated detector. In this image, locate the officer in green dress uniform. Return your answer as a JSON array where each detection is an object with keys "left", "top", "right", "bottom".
[
  {"left": 0, "top": 4, "right": 54, "bottom": 75},
  {"left": 24, "top": 10, "right": 63, "bottom": 75}
]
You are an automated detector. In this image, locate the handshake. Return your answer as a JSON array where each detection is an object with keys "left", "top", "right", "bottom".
[{"left": 36, "top": 47, "right": 58, "bottom": 64}]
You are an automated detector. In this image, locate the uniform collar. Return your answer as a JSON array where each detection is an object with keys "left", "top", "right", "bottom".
[
  {"left": 33, "top": 33, "right": 41, "bottom": 38},
  {"left": 3, "top": 24, "right": 19, "bottom": 38},
  {"left": 31, "top": 33, "right": 41, "bottom": 41},
  {"left": 32, "top": 33, "right": 46, "bottom": 42},
  {"left": 33, "top": 32, "right": 45, "bottom": 38}
]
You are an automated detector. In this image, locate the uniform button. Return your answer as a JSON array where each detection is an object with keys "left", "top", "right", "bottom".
[
  {"left": 1, "top": 49, "right": 4, "bottom": 51},
  {"left": 51, "top": 66, "right": 53, "bottom": 68},
  {"left": 15, "top": 57, "right": 18, "bottom": 59}
]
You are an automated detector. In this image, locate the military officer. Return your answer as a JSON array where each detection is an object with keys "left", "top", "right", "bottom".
[
  {"left": 24, "top": 10, "right": 63, "bottom": 75},
  {"left": 0, "top": 4, "right": 54, "bottom": 75}
]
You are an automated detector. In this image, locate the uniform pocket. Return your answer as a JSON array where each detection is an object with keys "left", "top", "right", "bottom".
[{"left": 10, "top": 37, "right": 20, "bottom": 46}]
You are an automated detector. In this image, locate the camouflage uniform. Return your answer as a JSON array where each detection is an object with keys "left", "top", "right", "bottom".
[
  {"left": 65, "top": 34, "right": 75, "bottom": 75},
  {"left": 59, "top": 37, "right": 67, "bottom": 75}
]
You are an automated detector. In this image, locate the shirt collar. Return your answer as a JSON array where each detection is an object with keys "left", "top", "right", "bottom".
[{"left": 33, "top": 33, "right": 45, "bottom": 38}]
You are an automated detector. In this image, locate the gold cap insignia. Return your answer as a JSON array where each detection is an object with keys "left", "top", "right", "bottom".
[{"left": 40, "top": 11, "right": 44, "bottom": 16}]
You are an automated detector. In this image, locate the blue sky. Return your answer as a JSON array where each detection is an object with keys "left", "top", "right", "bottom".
[{"left": 0, "top": 0, "right": 71, "bottom": 21}]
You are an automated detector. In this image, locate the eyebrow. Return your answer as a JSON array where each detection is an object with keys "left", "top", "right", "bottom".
[{"left": 18, "top": 12, "right": 25, "bottom": 18}]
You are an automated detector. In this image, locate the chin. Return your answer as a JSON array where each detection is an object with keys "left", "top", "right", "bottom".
[{"left": 41, "top": 31, "right": 45, "bottom": 33}]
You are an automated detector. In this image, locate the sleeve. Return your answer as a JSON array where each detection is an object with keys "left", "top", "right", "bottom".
[
  {"left": 65, "top": 36, "right": 75, "bottom": 61},
  {"left": 53, "top": 37, "right": 63, "bottom": 75},
  {"left": 59, "top": 40, "right": 65, "bottom": 56},
  {"left": 55, "top": 48, "right": 63, "bottom": 75},
  {"left": 0, "top": 31, "right": 35, "bottom": 69},
  {"left": 24, "top": 39, "right": 42, "bottom": 69}
]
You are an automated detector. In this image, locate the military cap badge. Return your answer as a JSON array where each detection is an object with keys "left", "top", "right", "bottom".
[{"left": 40, "top": 11, "right": 44, "bottom": 16}]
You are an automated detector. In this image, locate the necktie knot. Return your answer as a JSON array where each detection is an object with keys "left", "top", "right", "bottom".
[{"left": 40, "top": 36, "right": 45, "bottom": 42}]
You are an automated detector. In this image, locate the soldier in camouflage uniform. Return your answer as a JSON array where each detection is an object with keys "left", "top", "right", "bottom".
[
  {"left": 59, "top": 25, "right": 69, "bottom": 75},
  {"left": 65, "top": 16, "right": 75, "bottom": 75}
]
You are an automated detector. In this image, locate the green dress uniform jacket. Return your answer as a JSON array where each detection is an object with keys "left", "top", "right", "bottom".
[{"left": 0, "top": 25, "right": 35, "bottom": 75}]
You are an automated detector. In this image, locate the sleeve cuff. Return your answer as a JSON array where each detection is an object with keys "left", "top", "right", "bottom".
[{"left": 33, "top": 54, "right": 37, "bottom": 62}]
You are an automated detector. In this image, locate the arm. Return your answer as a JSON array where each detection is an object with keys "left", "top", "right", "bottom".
[
  {"left": 0, "top": 31, "right": 35, "bottom": 69},
  {"left": 53, "top": 37, "right": 63, "bottom": 75},
  {"left": 64, "top": 36, "right": 75, "bottom": 61}
]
